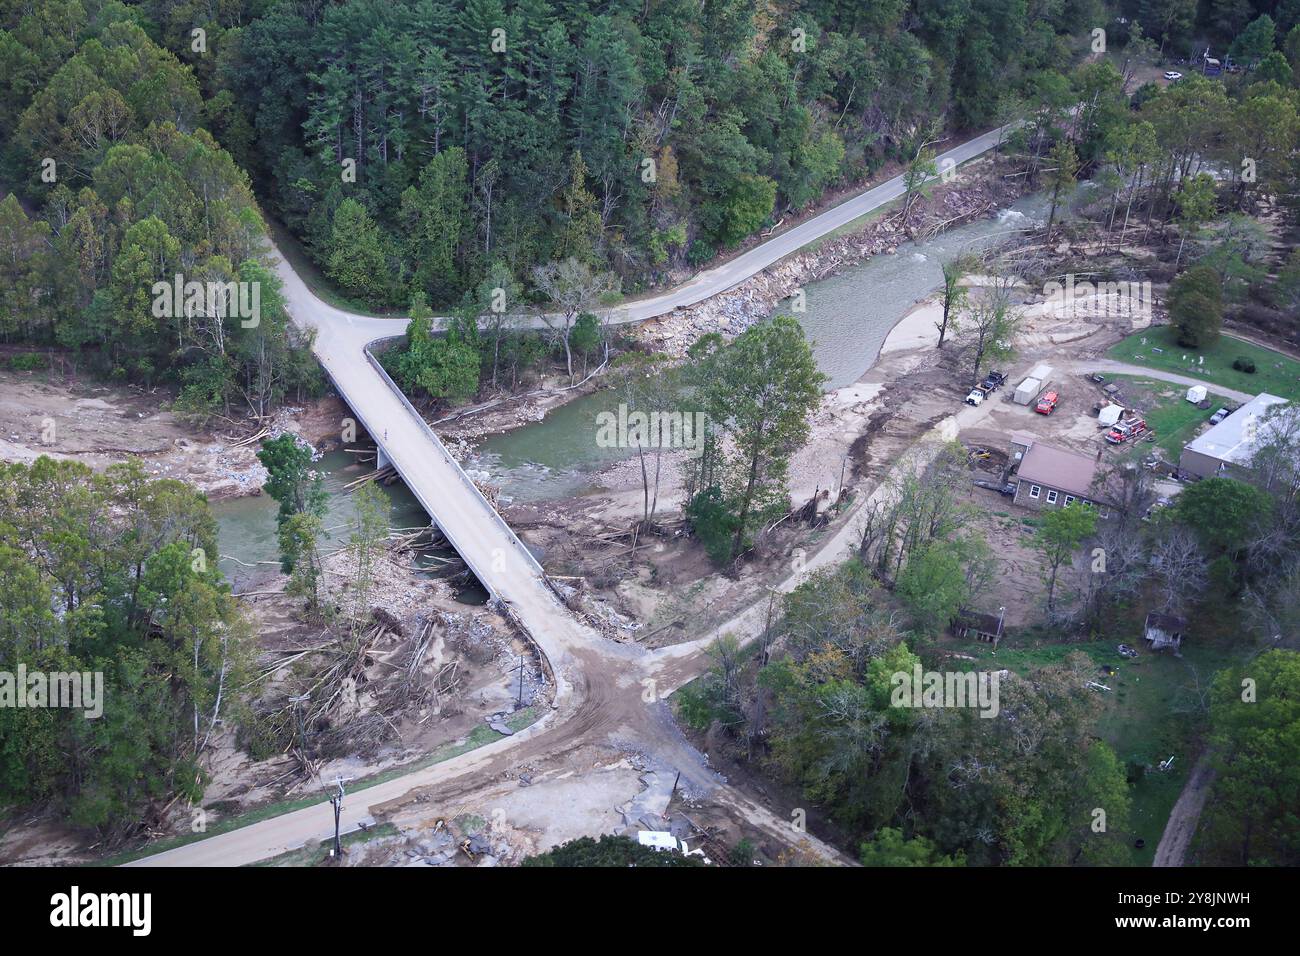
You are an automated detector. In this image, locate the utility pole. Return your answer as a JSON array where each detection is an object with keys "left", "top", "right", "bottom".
[{"left": 327, "top": 777, "right": 350, "bottom": 860}]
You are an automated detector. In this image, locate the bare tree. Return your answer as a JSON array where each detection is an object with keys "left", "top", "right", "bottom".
[
  {"left": 531, "top": 257, "right": 619, "bottom": 383},
  {"left": 955, "top": 273, "right": 1023, "bottom": 386},
  {"left": 936, "top": 254, "right": 977, "bottom": 348},
  {"left": 1150, "top": 525, "right": 1209, "bottom": 613},
  {"left": 614, "top": 355, "right": 683, "bottom": 532}
]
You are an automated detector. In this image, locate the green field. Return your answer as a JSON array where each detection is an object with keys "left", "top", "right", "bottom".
[
  {"left": 1104, "top": 375, "right": 1234, "bottom": 460},
  {"left": 1106, "top": 327, "right": 1300, "bottom": 402},
  {"left": 953, "top": 628, "right": 1239, "bottom": 865}
]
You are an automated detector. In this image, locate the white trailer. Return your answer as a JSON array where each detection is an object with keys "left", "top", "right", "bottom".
[
  {"left": 1015, "top": 377, "right": 1043, "bottom": 405},
  {"left": 1014, "top": 364, "right": 1055, "bottom": 405}
]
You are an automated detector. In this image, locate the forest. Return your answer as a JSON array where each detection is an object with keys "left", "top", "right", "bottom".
[
  {"left": 2, "top": 0, "right": 1300, "bottom": 860},
  {"left": 3, "top": 1, "right": 1296, "bottom": 410}
]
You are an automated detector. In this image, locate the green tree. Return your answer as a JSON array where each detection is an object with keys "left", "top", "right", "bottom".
[
  {"left": 691, "top": 315, "right": 826, "bottom": 563},
  {"left": 1172, "top": 174, "right": 1217, "bottom": 268},
  {"left": 715, "top": 173, "right": 777, "bottom": 247},
  {"left": 1035, "top": 502, "right": 1097, "bottom": 616},
  {"left": 859, "top": 828, "right": 965, "bottom": 867},
  {"left": 1231, "top": 15, "right": 1277, "bottom": 68},
  {"left": 936, "top": 255, "right": 975, "bottom": 348},
  {"left": 1044, "top": 139, "right": 1078, "bottom": 234},
  {"left": 400, "top": 147, "right": 470, "bottom": 304},
  {"left": 896, "top": 544, "right": 967, "bottom": 636},
  {"left": 901, "top": 141, "right": 938, "bottom": 227},
  {"left": 0, "top": 458, "right": 251, "bottom": 837},
  {"left": 279, "top": 511, "right": 324, "bottom": 614},
  {"left": 326, "top": 198, "right": 397, "bottom": 306},
  {"left": 394, "top": 305, "right": 482, "bottom": 404},
  {"left": 523, "top": 834, "right": 702, "bottom": 867},
  {"left": 1203, "top": 650, "right": 1300, "bottom": 865},
  {"left": 554, "top": 151, "right": 603, "bottom": 265},
  {"left": 1172, "top": 476, "right": 1272, "bottom": 556},
  {"left": 257, "top": 434, "right": 327, "bottom": 530},
  {"left": 1168, "top": 264, "right": 1224, "bottom": 348},
  {"left": 956, "top": 277, "right": 1022, "bottom": 386}
]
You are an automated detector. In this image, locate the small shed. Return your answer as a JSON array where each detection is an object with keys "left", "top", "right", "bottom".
[
  {"left": 953, "top": 606, "right": 1006, "bottom": 647},
  {"left": 1098, "top": 403, "right": 1123, "bottom": 426},
  {"left": 1185, "top": 385, "right": 1207, "bottom": 404},
  {"left": 1143, "top": 612, "right": 1186, "bottom": 652}
]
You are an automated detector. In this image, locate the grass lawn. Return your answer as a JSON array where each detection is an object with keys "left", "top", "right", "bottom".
[
  {"left": 254, "top": 822, "right": 400, "bottom": 867},
  {"left": 1106, "top": 326, "right": 1300, "bottom": 402},
  {"left": 949, "top": 625, "right": 1240, "bottom": 865},
  {"left": 1105, "top": 375, "right": 1234, "bottom": 460}
]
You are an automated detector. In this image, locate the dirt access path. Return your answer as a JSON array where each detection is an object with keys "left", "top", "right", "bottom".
[{"left": 1152, "top": 753, "right": 1216, "bottom": 867}]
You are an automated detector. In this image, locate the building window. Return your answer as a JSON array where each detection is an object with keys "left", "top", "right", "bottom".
[
  {"left": 1064, "top": 495, "right": 1075, "bottom": 505},
  {"left": 1046, "top": 490, "right": 1059, "bottom": 504},
  {"left": 1029, "top": 484, "right": 1041, "bottom": 500}
]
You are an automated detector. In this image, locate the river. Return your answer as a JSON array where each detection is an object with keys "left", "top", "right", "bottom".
[
  {"left": 212, "top": 186, "right": 1074, "bottom": 568},
  {"left": 467, "top": 189, "right": 1062, "bottom": 501}
]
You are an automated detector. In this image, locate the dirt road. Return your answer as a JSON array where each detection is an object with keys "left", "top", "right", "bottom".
[
  {"left": 129, "top": 123, "right": 1017, "bottom": 869},
  {"left": 1152, "top": 753, "right": 1216, "bottom": 867}
]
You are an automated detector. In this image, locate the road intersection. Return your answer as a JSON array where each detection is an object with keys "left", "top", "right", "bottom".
[{"left": 128, "top": 127, "right": 1014, "bottom": 867}]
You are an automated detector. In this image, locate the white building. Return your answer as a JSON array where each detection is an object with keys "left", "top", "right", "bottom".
[{"left": 1179, "top": 392, "right": 1294, "bottom": 479}]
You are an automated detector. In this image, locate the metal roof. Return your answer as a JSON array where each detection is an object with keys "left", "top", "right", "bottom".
[{"left": 1184, "top": 393, "right": 1292, "bottom": 467}]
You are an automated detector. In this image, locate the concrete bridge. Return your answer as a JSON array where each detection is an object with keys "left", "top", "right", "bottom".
[
  {"left": 118, "top": 129, "right": 1015, "bottom": 866},
  {"left": 268, "top": 255, "right": 601, "bottom": 704},
  {"left": 267, "top": 121, "right": 1013, "bottom": 707}
]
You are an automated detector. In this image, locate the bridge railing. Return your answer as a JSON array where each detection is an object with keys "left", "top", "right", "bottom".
[{"left": 353, "top": 338, "right": 550, "bottom": 585}]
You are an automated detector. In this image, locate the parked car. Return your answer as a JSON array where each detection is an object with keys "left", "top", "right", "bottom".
[
  {"left": 1035, "top": 390, "right": 1059, "bottom": 415},
  {"left": 1209, "top": 407, "right": 1230, "bottom": 425},
  {"left": 973, "top": 479, "right": 1016, "bottom": 496},
  {"left": 1163, "top": 70, "right": 1183, "bottom": 81},
  {"left": 965, "top": 386, "right": 989, "bottom": 406},
  {"left": 983, "top": 370, "right": 1006, "bottom": 389},
  {"left": 1117, "top": 644, "right": 1139, "bottom": 659}
]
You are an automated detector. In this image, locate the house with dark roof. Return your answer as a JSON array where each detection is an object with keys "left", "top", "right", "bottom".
[
  {"left": 952, "top": 607, "right": 1006, "bottom": 646},
  {"left": 1010, "top": 436, "right": 1117, "bottom": 515}
]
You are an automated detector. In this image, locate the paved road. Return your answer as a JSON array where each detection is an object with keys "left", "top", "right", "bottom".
[
  {"left": 1072, "top": 359, "right": 1255, "bottom": 404},
  {"left": 606, "top": 125, "right": 1013, "bottom": 323},
  {"left": 127, "top": 125, "right": 1014, "bottom": 867}
]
